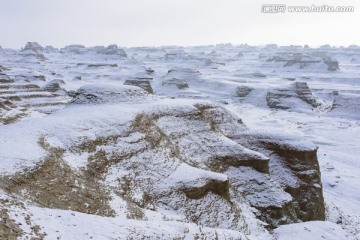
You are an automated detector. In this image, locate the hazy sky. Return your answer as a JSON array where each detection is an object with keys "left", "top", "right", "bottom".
[{"left": 1, "top": 0, "right": 359, "bottom": 48}]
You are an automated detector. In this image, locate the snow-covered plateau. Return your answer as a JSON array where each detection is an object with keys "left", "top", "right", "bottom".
[{"left": 0, "top": 42, "right": 359, "bottom": 239}]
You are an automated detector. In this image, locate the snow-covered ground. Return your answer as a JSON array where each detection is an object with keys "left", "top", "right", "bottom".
[{"left": 0, "top": 43, "right": 359, "bottom": 239}]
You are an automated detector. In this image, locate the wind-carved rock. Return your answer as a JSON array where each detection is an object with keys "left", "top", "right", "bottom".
[
  {"left": 100, "top": 44, "right": 127, "bottom": 57},
  {"left": 295, "top": 82, "right": 320, "bottom": 108},
  {"left": 23, "top": 42, "right": 44, "bottom": 53},
  {"left": 324, "top": 57, "right": 339, "bottom": 71},
  {"left": 21, "top": 42, "right": 47, "bottom": 61},
  {"left": 266, "top": 82, "right": 320, "bottom": 110}
]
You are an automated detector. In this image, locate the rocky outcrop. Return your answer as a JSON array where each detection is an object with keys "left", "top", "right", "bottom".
[
  {"left": 0, "top": 73, "right": 14, "bottom": 84},
  {"left": 262, "top": 140, "right": 324, "bottom": 221},
  {"left": 43, "top": 79, "right": 65, "bottom": 92},
  {"left": 265, "top": 53, "right": 340, "bottom": 71},
  {"left": 253, "top": 72, "right": 267, "bottom": 78},
  {"left": 124, "top": 79, "right": 154, "bottom": 94},
  {"left": 232, "top": 132, "right": 325, "bottom": 226},
  {"left": 0, "top": 78, "right": 70, "bottom": 124},
  {"left": 0, "top": 99, "right": 326, "bottom": 234},
  {"left": 146, "top": 68, "right": 155, "bottom": 74},
  {"left": 23, "top": 42, "right": 44, "bottom": 53},
  {"left": 295, "top": 82, "right": 320, "bottom": 108},
  {"left": 166, "top": 68, "right": 201, "bottom": 78},
  {"left": 266, "top": 82, "right": 320, "bottom": 110},
  {"left": 236, "top": 86, "right": 253, "bottom": 98},
  {"left": 70, "top": 84, "right": 152, "bottom": 105},
  {"left": 20, "top": 43, "right": 47, "bottom": 61},
  {"left": 0, "top": 207, "right": 23, "bottom": 239},
  {"left": 99, "top": 44, "right": 127, "bottom": 57},
  {"left": 87, "top": 63, "right": 118, "bottom": 68},
  {"left": 324, "top": 57, "right": 339, "bottom": 71},
  {"left": 266, "top": 90, "right": 293, "bottom": 110}
]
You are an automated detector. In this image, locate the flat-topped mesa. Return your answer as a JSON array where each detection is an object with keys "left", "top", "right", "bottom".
[
  {"left": 60, "top": 45, "right": 86, "bottom": 54},
  {"left": 70, "top": 84, "right": 152, "bottom": 105}
]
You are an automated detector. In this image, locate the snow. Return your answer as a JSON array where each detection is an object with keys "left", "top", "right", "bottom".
[
  {"left": 159, "top": 163, "right": 228, "bottom": 190},
  {"left": 1, "top": 43, "right": 360, "bottom": 239},
  {"left": 274, "top": 221, "right": 348, "bottom": 240},
  {"left": 21, "top": 205, "right": 248, "bottom": 240}
]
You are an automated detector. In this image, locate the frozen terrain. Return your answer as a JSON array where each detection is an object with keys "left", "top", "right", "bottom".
[{"left": 0, "top": 42, "right": 359, "bottom": 239}]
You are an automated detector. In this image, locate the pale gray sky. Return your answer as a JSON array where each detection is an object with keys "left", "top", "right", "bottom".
[{"left": 1, "top": 0, "right": 359, "bottom": 48}]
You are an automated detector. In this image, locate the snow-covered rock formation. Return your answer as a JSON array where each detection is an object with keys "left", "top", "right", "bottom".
[{"left": 0, "top": 43, "right": 359, "bottom": 239}]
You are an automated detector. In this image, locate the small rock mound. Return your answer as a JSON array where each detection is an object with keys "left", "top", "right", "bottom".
[
  {"left": 236, "top": 86, "right": 253, "bottom": 98},
  {"left": 162, "top": 78, "right": 189, "bottom": 89},
  {"left": 43, "top": 79, "right": 65, "bottom": 92},
  {"left": 166, "top": 68, "right": 201, "bottom": 78}
]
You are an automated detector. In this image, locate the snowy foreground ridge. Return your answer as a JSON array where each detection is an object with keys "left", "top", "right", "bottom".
[{"left": 0, "top": 43, "right": 359, "bottom": 239}]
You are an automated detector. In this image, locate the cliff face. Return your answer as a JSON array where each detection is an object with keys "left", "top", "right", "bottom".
[
  {"left": 198, "top": 104, "right": 325, "bottom": 227},
  {"left": 0, "top": 86, "right": 325, "bottom": 238},
  {"left": 246, "top": 137, "right": 325, "bottom": 226}
]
